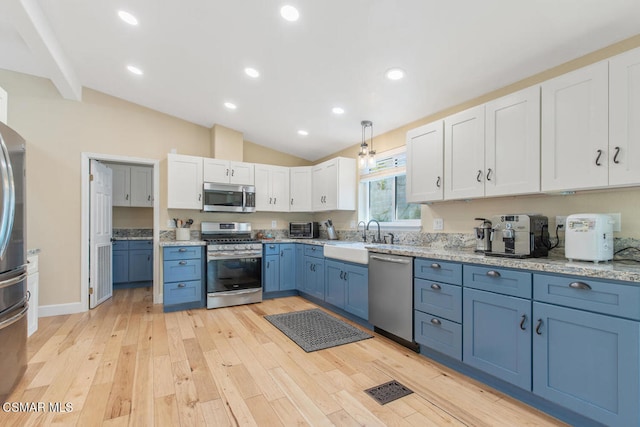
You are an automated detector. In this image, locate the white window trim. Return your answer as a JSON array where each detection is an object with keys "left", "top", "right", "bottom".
[{"left": 358, "top": 147, "right": 422, "bottom": 230}]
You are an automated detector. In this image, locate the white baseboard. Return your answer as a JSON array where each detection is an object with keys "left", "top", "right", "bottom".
[{"left": 38, "top": 302, "right": 87, "bottom": 317}]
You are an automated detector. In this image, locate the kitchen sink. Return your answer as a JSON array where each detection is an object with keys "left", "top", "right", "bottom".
[{"left": 323, "top": 242, "right": 369, "bottom": 265}]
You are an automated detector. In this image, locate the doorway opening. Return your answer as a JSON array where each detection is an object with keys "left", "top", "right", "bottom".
[{"left": 81, "top": 153, "right": 161, "bottom": 310}]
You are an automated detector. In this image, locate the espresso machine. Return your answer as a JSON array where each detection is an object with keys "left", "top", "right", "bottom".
[
  {"left": 474, "top": 218, "right": 492, "bottom": 253},
  {"left": 487, "top": 214, "right": 549, "bottom": 258}
]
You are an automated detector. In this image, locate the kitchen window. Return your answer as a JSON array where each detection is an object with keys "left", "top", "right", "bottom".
[{"left": 359, "top": 147, "right": 421, "bottom": 228}]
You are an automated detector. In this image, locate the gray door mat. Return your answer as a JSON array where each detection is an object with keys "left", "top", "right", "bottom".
[
  {"left": 264, "top": 308, "right": 373, "bottom": 352},
  {"left": 365, "top": 380, "right": 414, "bottom": 405}
]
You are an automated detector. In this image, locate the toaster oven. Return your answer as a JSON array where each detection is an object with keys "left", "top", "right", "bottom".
[{"left": 289, "top": 222, "right": 319, "bottom": 239}]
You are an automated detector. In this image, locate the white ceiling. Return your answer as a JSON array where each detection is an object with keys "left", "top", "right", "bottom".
[{"left": 1, "top": 0, "right": 640, "bottom": 161}]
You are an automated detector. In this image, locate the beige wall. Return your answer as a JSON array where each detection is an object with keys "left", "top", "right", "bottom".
[{"left": 323, "top": 33, "right": 640, "bottom": 237}]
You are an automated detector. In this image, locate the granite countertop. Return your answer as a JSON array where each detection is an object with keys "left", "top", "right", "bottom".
[{"left": 159, "top": 240, "right": 206, "bottom": 247}]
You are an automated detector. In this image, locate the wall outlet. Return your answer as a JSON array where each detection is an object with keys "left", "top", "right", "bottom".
[
  {"left": 555, "top": 216, "right": 567, "bottom": 228},
  {"left": 271, "top": 220, "right": 277, "bottom": 229},
  {"left": 433, "top": 218, "right": 444, "bottom": 231},
  {"left": 167, "top": 219, "right": 175, "bottom": 228},
  {"left": 350, "top": 220, "right": 356, "bottom": 229},
  {"left": 608, "top": 213, "right": 621, "bottom": 232}
]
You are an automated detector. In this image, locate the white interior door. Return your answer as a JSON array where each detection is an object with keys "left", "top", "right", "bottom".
[{"left": 90, "top": 160, "right": 113, "bottom": 308}]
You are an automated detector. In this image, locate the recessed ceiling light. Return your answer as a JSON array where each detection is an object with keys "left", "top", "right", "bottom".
[
  {"left": 297, "top": 130, "right": 309, "bottom": 136},
  {"left": 385, "top": 68, "right": 405, "bottom": 81},
  {"left": 244, "top": 67, "right": 260, "bottom": 78},
  {"left": 126, "top": 65, "right": 143, "bottom": 75},
  {"left": 118, "top": 10, "right": 138, "bottom": 26},
  {"left": 224, "top": 102, "right": 237, "bottom": 110},
  {"left": 280, "top": 5, "right": 300, "bottom": 22},
  {"left": 332, "top": 107, "right": 345, "bottom": 115}
]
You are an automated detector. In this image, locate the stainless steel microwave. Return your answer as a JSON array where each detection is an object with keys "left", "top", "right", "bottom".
[
  {"left": 289, "top": 222, "right": 319, "bottom": 239},
  {"left": 202, "top": 182, "right": 256, "bottom": 213}
]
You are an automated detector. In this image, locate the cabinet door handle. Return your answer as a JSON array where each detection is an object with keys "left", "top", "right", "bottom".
[
  {"left": 613, "top": 146, "right": 621, "bottom": 164},
  {"left": 595, "top": 149, "right": 603, "bottom": 166},
  {"left": 148, "top": 195, "right": 151, "bottom": 201},
  {"left": 231, "top": 169, "right": 235, "bottom": 177},
  {"left": 273, "top": 197, "right": 276, "bottom": 204},
  {"left": 291, "top": 198, "right": 294, "bottom": 205},
  {"left": 476, "top": 170, "right": 482, "bottom": 182},
  {"left": 178, "top": 261, "right": 187, "bottom": 265},
  {"left": 126, "top": 194, "right": 129, "bottom": 200},
  {"left": 269, "top": 197, "right": 273, "bottom": 204},
  {"left": 430, "top": 263, "right": 441, "bottom": 269},
  {"left": 147, "top": 255, "right": 150, "bottom": 261},
  {"left": 430, "top": 318, "right": 441, "bottom": 326},
  {"left": 340, "top": 271, "right": 344, "bottom": 280},
  {"left": 430, "top": 283, "right": 441, "bottom": 290},
  {"left": 520, "top": 314, "right": 527, "bottom": 331},
  {"left": 486, "top": 270, "right": 501, "bottom": 278},
  {"left": 486, "top": 168, "right": 493, "bottom": 181},
  {"left": 436, "top": 176, "right": 441, "bottom": 188},
  {"left": 226, "top": 168, "right": 229, "bottom": 176},
  {"left": 280, "top": 250, "right": 284, "bottom": 257},
  {"left": 569, "top": 281, "right": 592, "bottom": 291},
  {"left": 535, "top": 319, "right": 543, "bottom": 335},
  {"left": 343, "top": 272, "right": 347, "bottom": 281},
  {"left": 198, "top": 194, "right": 202, "bottom": 201},
  {"left": 178, "top": 283, "right": 186, "bottom": 288}
]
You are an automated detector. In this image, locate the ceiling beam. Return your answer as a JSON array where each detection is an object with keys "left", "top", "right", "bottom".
[{"left": 8, "top": 0, "right": 82, "bottom": 101}]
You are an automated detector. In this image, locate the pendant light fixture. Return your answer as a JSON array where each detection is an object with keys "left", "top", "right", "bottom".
[{"left": 359, "top": 120, "right": 375, "bottom": 168}]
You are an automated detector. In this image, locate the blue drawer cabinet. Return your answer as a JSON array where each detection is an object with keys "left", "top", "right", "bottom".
[
  {"left": 414, "top": 278, "right": 462, "bottom": 323},
  {"left": 533, "top": 302, "right": 639, "bottom": 427},
  {"left": 463, "top": 287, "right": 532, "bottom": 390},
  {"left": 414, "top": 310, "right": 462, "bottom": 360},
  {"left": 263, "top": 243, "right": 296, "bottom": 294},
  {"left": 304, "top": 244, "right": 323, "bottom": 258},
  {"left": 325, "top": 259, "right": 368, "bottom": 320},
  {"left": 464, "top": 265, "right": 531, "bottom": 298},
  {"left": 533, "top": 273, "right": 640, "bottom": 320},
  {"left": 415, "top": 258, "right": 462, "bottom": 285},
  {"left": 163, "top": 245, "right": 204, "bottom": 312},
  {"left": 414, "top": 257, "right": 463, "bottom": 360}
]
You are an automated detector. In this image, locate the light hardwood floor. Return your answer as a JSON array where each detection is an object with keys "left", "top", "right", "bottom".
[{"left": 2, "top": 287, "right": 565, "bottom": 426}]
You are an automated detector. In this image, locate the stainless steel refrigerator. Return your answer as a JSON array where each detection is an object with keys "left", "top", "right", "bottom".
[{"left": 0, "top": 121, "right": 27, "bottom": 402}]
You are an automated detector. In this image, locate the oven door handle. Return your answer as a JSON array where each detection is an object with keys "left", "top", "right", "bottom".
[{"left": 207, "top": 253, "right": 262, "bottom": 261}]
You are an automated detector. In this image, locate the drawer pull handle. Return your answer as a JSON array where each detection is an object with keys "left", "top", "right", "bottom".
[
  {"left": 430, "top": 263, "right": 441, "bottom": 269},
  {"left": 269, "top": 245, "right": 275, "bottom": 249},
  {"left": 178, "top": 248, "right": 187, "bottom": 252},
  {"left": 178, "top": 283, "right": 186, "bottom": 288},
  {"left": 520, "top": 314, "right": 527, "bottom": 331},
  {"left": 178, "top": 261, "right": 187, "bottom": 265},
  {"left": 569, "top": 281, "right": 591, "bottom": 291},
  {"left": 486, "top": 270, "right": 501, "bottom": 278},
  {"left": 430, "top": 318, "right": 441, "bottom": 326},
  {"left": 430, "top": 283, "right": 441, "bottom": 291},
  {"left": 535, "top": 319, "right": 543, "bottom": 335}
]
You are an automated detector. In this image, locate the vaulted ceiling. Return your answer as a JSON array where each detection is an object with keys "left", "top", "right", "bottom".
[{"left": 1, "top": 0, "right": 639, "bottom": 160}]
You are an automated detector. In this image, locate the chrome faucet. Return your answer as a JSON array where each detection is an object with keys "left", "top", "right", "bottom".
[
  {"left": 357, "top": 221, "right": 367, "bottom": 242},
  {"left": 366, "top": 219, "right": 382, "bottom": 243}
]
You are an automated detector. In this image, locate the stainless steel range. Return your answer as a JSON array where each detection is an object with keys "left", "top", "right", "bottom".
[{"left": 202, "top": 222, "right": 262, "bottom": 309}]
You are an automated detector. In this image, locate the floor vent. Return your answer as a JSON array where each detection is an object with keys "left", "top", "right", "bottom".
[{"left": 364, "top": 380, "right": 413, "bottom": 405}]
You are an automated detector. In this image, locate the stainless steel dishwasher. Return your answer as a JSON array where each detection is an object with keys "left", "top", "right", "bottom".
[{"left": 368, "top": 253, "right": 419, "bottom": 351}]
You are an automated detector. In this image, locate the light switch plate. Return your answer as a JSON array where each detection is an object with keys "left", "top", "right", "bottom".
[{"left": 433, "top": 218, "right": 444, "bottom": 231}]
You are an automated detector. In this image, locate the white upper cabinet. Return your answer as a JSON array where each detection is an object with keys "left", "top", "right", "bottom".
[
  {"left": 0, "top": 86, "right": 7, "bottom": 124},
  {"left": 541, "top": 61, "right": 609, "bottom": 192},
  {"left": 406, "top": 120, "right": 444, "bottom": 203},
  {"left": 444, "top": 105, "right": 486, "bottom": 200},
  {"left": 609, "top": 47, "right": 640, "bottom": 186},
  {"left": 107, "top": 164, "right": 153, "bottom": 207},
  {"left": 485, "top": 86, "right": 541, "bottom": 197},
  {"left": 312, "top": 157, "right": 356, "bottom": 211},
  {"left": 203, "top": 158, "right": 254, "bottom": 185},
  {"left": 167, "top": 153, "right": 203, "bottom": 209},
  {"left": 254, "top": 164, "right": 290, "bottom": 212},
  {"left": 289, "top": 166, "right": 313, "bottom": 212}
]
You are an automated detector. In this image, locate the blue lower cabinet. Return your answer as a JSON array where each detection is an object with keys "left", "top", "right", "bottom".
[
  {"left": 128, "top": 249, "right": 153, "bottom": 282},
  {"left": 463, "top": 287, "right": 532, "bottom": 390},
  {"left": 113, "top": 248, "right": 129, "bottom": 284},
  {"left": 263, "top": 243, "right": 296, "bottom": 293},
  {"left": 533, "top": 302, "right": 640, "bottom": 427},
  {"left": 163, "top": 246, "right": 204, "bottom": 311},
  {"left": 113, "top": 240, "right": 153, "bottom": 286},
  {"left": 324, "top": 259, "right": 368, "bottom": 320},
  {"left": 303, "top": 256, "right": 325, "bottom": 299},
  {"left": 295, "top": 244, "right": 304, "bottom": 290},
  {"left": 414, "top": 311, "right": 462, "bottom": 360}
]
